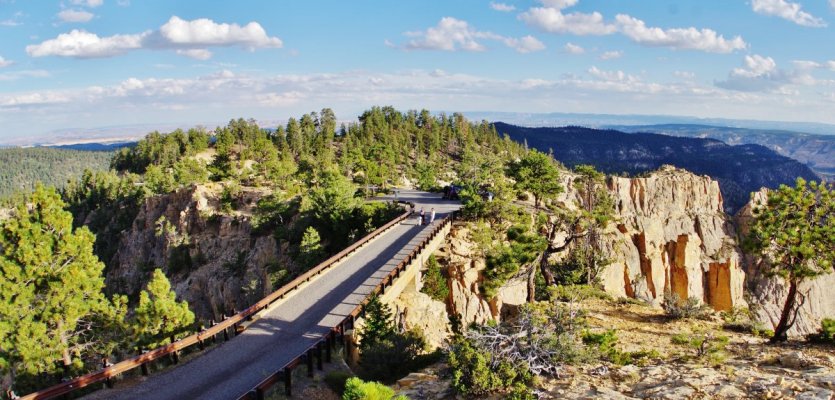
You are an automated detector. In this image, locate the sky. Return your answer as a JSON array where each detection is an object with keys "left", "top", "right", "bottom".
[{"left": 1, "top": 0, "right": 835, "bottom": 142}]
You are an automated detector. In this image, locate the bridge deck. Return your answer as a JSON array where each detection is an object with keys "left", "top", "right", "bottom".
[{"left": 85, "top": 190, "right": 458, "bottom": 400}]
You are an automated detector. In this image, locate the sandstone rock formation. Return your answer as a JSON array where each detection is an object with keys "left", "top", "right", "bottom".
[
  {"left": 106, "top": 183, "right": 288, "bottom": 321},
  {"left": 736, "top": 189, "right": 835, "bottom": 336},
  {"left": 392, "top": 291, "right": 451, "bottom": 350},
  {"left": 554, "top": 166, "right": 746, "bottom": 311}
]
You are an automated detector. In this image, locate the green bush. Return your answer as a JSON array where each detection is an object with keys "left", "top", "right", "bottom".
[
  {"left": 582, "top": 329, "right": 659, "bottom": 366},
  {"left": 421, "top": 255, "right": 449, "bottom": 302},
  {"left": 671, "top": 330, "right": 729, "bottom": 365},
  {"left": 809, "top": 318, "right": 835, "bottom": 344},
  {"left": 663, "top": 293, "right": 712, "bottom": 320},
  {"left": 342, "top": 377, "right": 405, "bottom": 400},
  {"left": 325, "top": 370, "right": 354, "bottom": 396},
  {"left": 448, "top": 337, "right": 533, "bottom": 398}
]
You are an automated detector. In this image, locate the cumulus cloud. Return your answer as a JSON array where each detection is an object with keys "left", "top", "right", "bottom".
[
  {"left": 0, "top": 56, "right": 12, "bottom": 67},
  {"left": 26, "top": 16, "right": 282, "bottom": 59},
  {"left": 520, "top": 2, "right": 746, "bottom": 53},
  {"left": 26, "top": 30, "right": 147, "bottom": 58},
  {"left": 58, "top": 9, "right": 95, "bottom": 23},
  {"left": 599, "top": 50, "right": 622, "bottom": 60},
  {"left": 489, "top": 2, "right": 515, "bottom": 12},
  {"left": 715, "top": 55, "right": 810, "bottom": 92},
  {"left": 70, "top": 0, "right": 103, "bottom": 8},
  {"left": 751, "top": 0, "right": 826, "bottom": 27},
  {"left": 564, "top": 42, "right": 584, "bottom": 54},
  {"left": 403, "top": 17, "right": 544, "bottom": 53},
  {"left": 519, "top": 7, "right": 616, "bottom": 35},
  {"left": 614, "top": 14, "right": 747, "bottom": 53}
]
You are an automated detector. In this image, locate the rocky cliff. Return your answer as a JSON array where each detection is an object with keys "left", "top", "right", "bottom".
[
  {"left": 579, "top": 166, "right": 746, "bottom": 311},
  {"left": 106, "top": 183, "right": 288, "bottom": 322},
  {"left": 736, "top": 189, "right": 835, "bottom": 336}
]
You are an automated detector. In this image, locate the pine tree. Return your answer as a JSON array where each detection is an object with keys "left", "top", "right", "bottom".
[
  {"left": 132, "top": 269, "right": 195, "bottom": 349},
  {"left": 508, "top": 150, "right": 563, "bottom": 209},
  {"left": 0, "top": 185, "right": 115, "bottom": 386},
  {"left": 745, "top": 178, "right": 835, "bottom": 342},
  {"left": 359, "top": 295, "right": 395, "bottom": 348},
  {"left": 298, "top": 227, "right": 324, "bottom": 268}
]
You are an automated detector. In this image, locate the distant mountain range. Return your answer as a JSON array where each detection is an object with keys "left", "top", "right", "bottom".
[
  {"left": 493, "top": 122, "right": 819, "bottom": 213},
  {"left": 604, "top": 124, "right": 835, "bottom": 179}
]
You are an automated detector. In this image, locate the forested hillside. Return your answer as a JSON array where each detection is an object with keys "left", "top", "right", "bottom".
[
  {"left": 0, "top": 147, "right": 113, "bottom": 200},
  {"left": 494, "top": 122, "right": 819, "bottom": 212}
]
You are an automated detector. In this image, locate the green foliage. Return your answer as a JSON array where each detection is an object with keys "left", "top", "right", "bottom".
[
  {"left": 144, "top": 164, "right": 177, "bottom": 195},
  {"left": 744, "top": 178, "right": 835, "bottom": 341},
  {"left": 112, "top": 128, "right": 208, "bottom": 173},
  {"left": 0, "top": 186, "right": 122, "bottom": 389},
  {"left": 663, "top": 293, "right": 712, "bottom": 320},
  {"left": 420, "top": 255, "right": 449, "bottom": 302},
  {"left": 173, "top": 158, "right": 210, "bottom": 186},
  {"left": 721, "top": 307, "right": 772, "bottom": 338},
  {"left": 670, "top": 330, "right": 729, "bottom": 365},
  {"left": 448, "top": 337, "right": 534, "bottom": 398},
  {"left": 483, "top": 225, "right": 546, "bottom": 299},
  {"left": 508, "top": 150, "right": 563, "bottom": 208},
  {"left": 0, "top": 147, "right": 112, "bottom": 201},
  {"left": 220, "top": 182, "right": 242, "bottom": 213},
  {"left": 132, "top": 269, "right": 195, "bottom": 349},
  {"left": 297, "top": 226, "right": 325, "bottom": 268},
  {"left": 358, "top": 296, "right": 433, "bottom": 383},
  {"left": 809, "top": 318, "right": 835, "bottom": 344},
  {"left": 548, "top": 284, "right": 612, "bottom": 302},
  {"left": 582, "top": 330, "right": 659, "bottom": 366},
  {"left": 342, "top": 377, "right": 404, "bottom": 400}
]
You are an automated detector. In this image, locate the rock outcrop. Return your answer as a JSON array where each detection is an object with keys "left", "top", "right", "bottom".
[
  {"left": 106, "top": 183, "right": 288, "bottom": 321},
  {"left": 736, "top": 189, "right": 835, "bottom": 336},
  {"left": 553, "top": 166, "right": 746, "bottom": 310},
  {"left": 392, "top": 291, "right": 451, "bottom": 350}
]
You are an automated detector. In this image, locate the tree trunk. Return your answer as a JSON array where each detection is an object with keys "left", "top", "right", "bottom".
[
  {"left": 771, "top": 278, "right": 799, "bottom": 343},
  {"left": 527, "top": 264, "right": 537, "bottom": 303}
]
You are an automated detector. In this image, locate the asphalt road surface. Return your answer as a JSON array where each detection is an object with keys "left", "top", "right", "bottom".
[{"left": 84, "top": 190, "right": 459, "bottom": 400}]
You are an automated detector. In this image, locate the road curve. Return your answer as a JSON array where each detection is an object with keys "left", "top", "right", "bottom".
[{"left": 84, "top": 190, "right": 459, "bottom": 400}]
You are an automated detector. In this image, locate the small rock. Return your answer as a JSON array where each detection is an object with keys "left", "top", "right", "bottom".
[{"left": 780, "top": 351, "right": 817, "bottom": 370}]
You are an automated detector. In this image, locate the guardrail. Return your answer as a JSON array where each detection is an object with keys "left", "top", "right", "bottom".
[
  {"left": 237, "top": 213, "right": 455, "bottom": 400},
  {"left": 19, "top": 204, "right": 415, "bottom": 400}
]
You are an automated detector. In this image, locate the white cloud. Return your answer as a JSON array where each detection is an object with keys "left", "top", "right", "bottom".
[
  {"left": 0, "top": 56, "right": 12, "bottom": 67},
  {"left": 26, "top": 29, "right": 147, "bottom": 58},
  {"left": 158, "top": 16, "right": 282, "bottom": 49},
  {"left": 405, "top": 17, "right": 486, "bottom": 51},
  {"left": 501, "top": 35, "right": 546, "bottom": 53},
  {"left": 599, "top": 50, "right": 622, "bottom": 60},
  {"left": 539, "top": 0, "right": 579, "bottom": 9},
  {"left": 176, "top": 49, "right": 212, "bottom": 60},
  {"left": 0, "top": 70, "right": 50, "bottom": 81},
  {"left": 751, "top": 0, "right": 826, "bottom": 27},
  {"left": 489, "top": 2, "right": 515, "bottom": 12},
  {"left": 58, "top": 9, "right": 95, "bottom": 23},
  {"left": 674, "top": 71, "right": 696, "bottom": 80},
  {"left": 69, "top": 0, "right": 103, "bottom": 8},
  {"left": 588, "top": 66, "right": 638, "bottom": 83},
  {"left": 828, "top": 61, "right": 835, "bottom": 71},
  {"left": 26, "top": 16, "right": 282, "bottom": 59},
  {"left": 615, "top": 14, "right": 747, "bottom": 53},
  {"left": 715, "top": 55, "right": 811, "bottom": 92},
  {"left": 564, "top": 42, "right": 584, "bottom": 54},
  {"left": 520, "top": 7, "right": 616, "bottom": 35},
  {"left": 403, "top": 17, "right": 544, "bottom": 53}
]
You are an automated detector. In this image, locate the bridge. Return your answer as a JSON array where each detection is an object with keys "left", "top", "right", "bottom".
[{"left": 21, "top": 190, "right": 458, "bottom": 400}]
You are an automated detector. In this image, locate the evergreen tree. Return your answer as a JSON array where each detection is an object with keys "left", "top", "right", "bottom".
[
  {"left": 359, "top": 295, "right": 395, "bottom": 348},
  {"left": 298, "top": 226, "right": 324, "bottom": 268},
  {"left": 744, "top": 178, "right": 835, "bottom": 342},
  {"left": 508, "top": 150, "right": 563, "bottom": 209},
  {"left": 0, "top": 186, "right": 116, "bottom": 387},
  {"left": 132, "top": 269, "right": 195, "bottom": 349}
]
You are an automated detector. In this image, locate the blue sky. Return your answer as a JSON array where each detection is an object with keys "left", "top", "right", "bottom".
[{"left": 1, "top": 0, "right": 835, "bottom": 142}]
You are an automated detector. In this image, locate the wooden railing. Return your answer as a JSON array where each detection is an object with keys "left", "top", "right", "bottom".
[
  {"left": 19, "top": 205, "right": 414, "bottom": 400},
  {"left": 237, "top": 213, "right": 455, "bottom": 400}
]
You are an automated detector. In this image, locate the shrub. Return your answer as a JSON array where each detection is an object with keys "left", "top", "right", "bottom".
[
  {"left": 342, "top": 377, "right": 405, "bottom": 400},
  {"left": 420, "top": 255, "right": 449, "bottom": 302},
  {"left": 582, "top": 329, "right": 659, "bottom": 366},
  {"left": 808, "top": 318, "right": 835, "bottom": 344},
  {"left": 721, "top": 307, "right": 772, "bottom": 338},
  {"left": 663, "top": 293, "right": 712, "bottom": 320},
  {"left": 549, "top": 284, "right": 612, "bottom": 302},
  {"left": 671, "top": 330, "right": 729, "bottom": 365},
  {"left": 448, "top": 337, "right": 533, "bottom": 398},
  {"left": 325, "top": 370, "right": 354, "bottom": 396}
]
